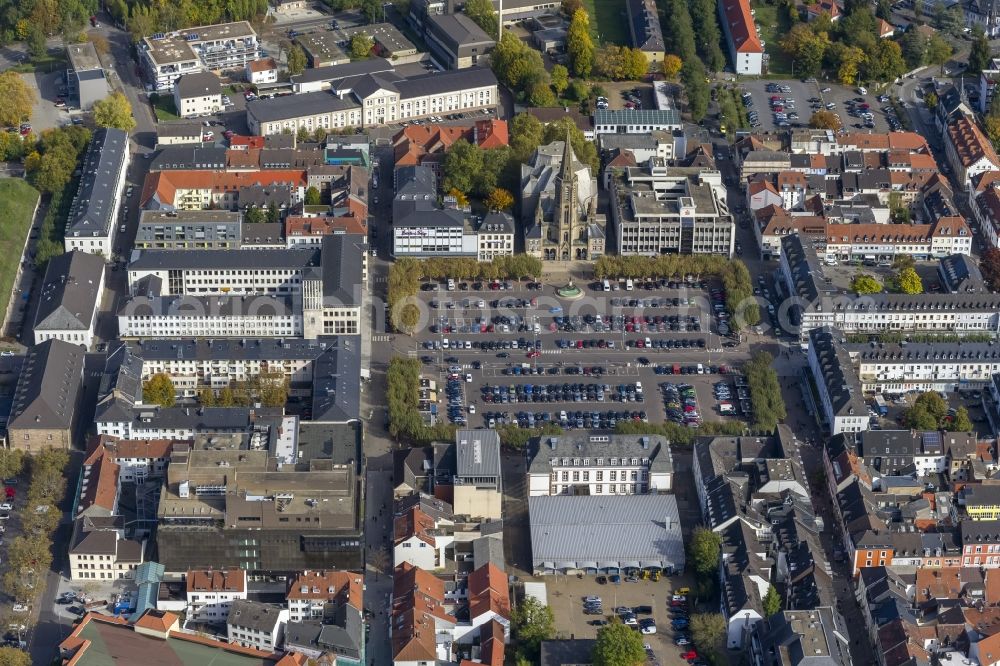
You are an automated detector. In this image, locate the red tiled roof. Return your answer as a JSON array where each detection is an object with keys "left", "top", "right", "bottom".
[
  {"left": 394, "top": 506, "right": 437, "bottom": 547},
  {"left": 948, "top": 117, "right": 1000, "bottom": 169},
  {"left": 78, "top": 446, "right": 120, "bottom": 516},
  {"left": 229, "top": 135, "right": 266, "bottom": 149},
  {"left": 391, "top": 563, "right": 456, "bottom": 663},
  {"left": 467, "top": 563, "right": 510, "bottom": 621},
  {"left": 133, "top": 609, "right": 178, "bottom": 634},
  {"left": 92, "top": 434, "right": 179, "bottom": 462},
  {"left": 826, "top": 222, "right": 934, "bottom": 244},
  {"left": 248, "top": 58, "right": 277, "bottom": 73},
  {"left": 186, "top": 568, "right": 246, "bottom": 594},
  {"left": 285, "top": 212, "right": 367, "bottom": 237},
  {"left": 877, "top": 19, "right": 895, "bottom": 37},
  {"left": 142, "top": 170, "right": 308, "bottom": 208},
  {"left": 286, "top": 570, "right": 363, "bottom": 610},
  {"left": 807, "top": 0, "right": 841, "bottom": 18},
  {"left": 720, "top": 0, "right": 762, "bottom": 53}
]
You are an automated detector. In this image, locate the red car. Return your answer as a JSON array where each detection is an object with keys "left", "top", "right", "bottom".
[
  {"left": 4, "top": 487, "right": 13, "bottom": 500},
  {"left": 772, "top": 105, "right": 784, "bottom": 113},
  {"left": 527, "top": 351, "right": 540, "bottom": 358},
  {"left": 681, "top": 650, "right": 698, "bottom": 661}
]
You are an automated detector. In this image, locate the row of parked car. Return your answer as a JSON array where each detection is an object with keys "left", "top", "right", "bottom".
[
  {"left": 480, "top": 382, "right": 644, "bottom": 404},
  {"left": 627, "top": 337, "right": 706, "bottom": 349},
  {"left": 662, "top": 383, "right": 702, "bottom": 428},
  {"left": 482, "top": 409, "right": 649, "bottom": 429},
  {"left": 444, "top": 377, "right": 467, "bottom": 426}
]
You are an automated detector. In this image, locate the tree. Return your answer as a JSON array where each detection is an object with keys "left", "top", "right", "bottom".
[
  {"left": 441, "top": 139, "right": 483, "bottom": 194},
  {"left": 836, "top": 46, "right": 866, "bottom": 86},
  {"left": 465, "top": 0, "right": 499, "bottom": 38},
  {"left": 567, "top": 9, "right": 595, "bottom": 78},
  {"left": 935, "top": 3, "right": 965, "bottom": 36},
  {"left": 690, "top": 0, "right": 726, "bottom": 71},
  {"left": 27, "top": 26, "right": 46, "bottom": 60},
  {"left": 485, "top": 187, "right": 514, "bottom": 211},
  {"left": 969, "top": 29, "right": 991, "bottom": 75},
  {"left": 93, "top": 92, "right": 137, "bottom": 131},
  {"left": 509, "top": 113, "right": 544, "bottom": 162},
  {"left": 88, "top": 34, "right": 111, "bottom": 56},
  {"left": 851, "top": 274, "right": 882, "bottom": 294},
  {"left": 350, "top": 32, "right": 374, "bottom": 59},
  {"left": 592, "top": 619, "right": 646, "bottom": 666},
  {"left": 142, "top": 373, "right": 175, "bottom": 407},
  {"left": 950, "top": 406, "right": 973, "bottom": 432},
  {"left": 287, "top": 44, "right": 307, "bottom": 75},
  {"left": 511, "top": 596, "right": 555, "bottom": 659},
  {"left": 398, "top": 303, "right": 420, "bottom": 334},
  {"left": 662, "top": 54, "right": 683, "bottom": 79},
  {"left": 689, "top": 526, "right": 722, "bottom": 576},
  {"left": 986, "top": 115, "right": 1000, "bottom": 146},
  {"left": 304, "top": 186, "right": 322, "bottom": 205},
  {"left": 896, "top": 266, "right": 923, "bottom": 294},
  {"left": 527, "top": 79, "right": 557, "bottom": 107},
  {"left": 244, "top": 206, "right": 264, "bottom": 224},
  {"left": 446, "top": 187, "right": 469, "bottom": 208},
  {"left": 781, "top": 24, "right": 829, "bottom": 78},
  {"left": 809, "top": 110, "right": 842, "bottom": 130},
  {"left": 550, "top": 64, "right": 569, "bottom": 95},
  {"left": 0, "top": 647, "right": 31, "bottom": 666},
  {"left": 892, "top": 254, "right": 915, "bottom": 270},
  {"left": 0, "top": 450, "right": 24, "bottom": 482},
  {"left": 925, "top": 90, "right": 940, "bottom": 111},
  {"left": 925, "top": 34, "right": 953, "bottom": 73},
  {"left": 0, "top": 72, "right": 35, "bottom": 127},
  {"left": 690, "top": 613, "right": 727, "bottom": 654},
  {"left": 680, "top": 60, "right": 710, "bottom": 122},
  {"left": 865, "top": 39, "right": 906, "bottom": 82},
  {"left": 762, "top": 585, "right": 782, "bottom": 617},
  {"left": 266, "top": 200, "right": 280, "bottom": 224},
  {"left": 904, "top": 391, "right": 948, "bottom": 430},
  {"left": 561, "top": 0, "right": 583, "bottom": 16},
  {"left": 369, "top": 545, "right": 389, "bottom": 581},
  {"left": 981, "top": 247, "right": 1000, "bottom": 291},
  {"left": 899, "top": 26, "right": 928, "bottom": 69}
]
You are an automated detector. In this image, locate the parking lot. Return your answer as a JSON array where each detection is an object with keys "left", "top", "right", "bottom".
[
  {"left": 542, "top": 574, "right": 703, "bottom": 666},
  {"left": 408, "top": 279, "right": 752, "bottom": 430},
  {"left": 739, "top": 79, "right": 897, "bottom": 133}
]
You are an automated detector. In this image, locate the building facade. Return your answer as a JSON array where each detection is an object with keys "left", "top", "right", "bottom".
[
  {"left": 139, "top": 22, "right": 260, "bottom": 90},
  {"left": 226, "top": 599, "right": 288, "bottom": 652},
  {"left": 33, "top": 250, "right": 105, "bottom": 348},
  {"left": 173, "top": 72, "right": 222, "bottom": 118},
  {"left": 528, "top": 433, "right": 673, "bottom": 496},
  {"left": 64, "top": 127, "right": 130, "bottom": 256}
]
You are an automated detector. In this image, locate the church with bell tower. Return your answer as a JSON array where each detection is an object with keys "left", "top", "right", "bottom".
[{"left": 521, "top": 130, "right": 605, "bottom": 261}]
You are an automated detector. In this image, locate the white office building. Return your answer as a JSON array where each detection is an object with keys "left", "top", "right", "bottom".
[
  {"left": 226, "top": 599, "right": 288, "bottom": 652},
  {"left": 64, "top": 128, "right": 130, "bottom": 257},
  {"left": 139, "top": 22, "right": 260, "bottom": 91},
  {"left": 528, "top": 433, "right": 674, "bottom": 497},
  {"left": 808, "top": 327, "right": 870, "bottom": 436}
]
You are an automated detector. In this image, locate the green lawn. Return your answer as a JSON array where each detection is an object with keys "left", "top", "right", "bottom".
[
  {"left": 751, "top": 2, "right": 794, "bottom": 78},
  {"left": 581, "top": 0, "right": 631, "bottom": 46},
  {"left": 0, "top": 179, "right": 40, "bottom": 327},
  {"left": 150, "top": 94, "right": 180, "bottom": 121}
]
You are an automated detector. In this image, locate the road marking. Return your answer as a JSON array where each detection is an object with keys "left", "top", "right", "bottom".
[
  {"left": 372, "top": 334, "right": 391, "bottom": 342},
  {"left": 541, "top": 349, "right": 562, "bottom": 354}
]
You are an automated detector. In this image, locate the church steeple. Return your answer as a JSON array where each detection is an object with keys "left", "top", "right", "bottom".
[{"left": 559, "top": 127, "right": 574, "bottom": 181}]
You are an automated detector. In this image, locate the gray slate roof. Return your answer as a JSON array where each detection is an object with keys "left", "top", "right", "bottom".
[
  {"left": 8, "top": 339, "right": 84, "bottom": 430},
  {"left": 34, "top": 250, "right": 105, "bottom": 332},
  {"left": 426, "top": 13, "right": 495, "bottom": 50},
  {"left": 226, "top": 599, "right": 284, "bottom": 633},
  {"left": 394, "top": 67, "right": 497, "bottom": 100},
  {"left": 129, "top": 247, "right": 319, "bottom": 271},
  {"left": 67, "top": 127, "right": 128, "bottom": 238},
  {"left": 290, "top": 58, "right": 395, "bottom": 86},
  {"left": 530, "top": 433, "right": 673, "bottom": 476},
  {"left": 319, "top": 234, "right": 365, "bottom": 307},
  {"left": 247, "top": 90, "right": 361, "bottom": 124},
  {"left": 310, "top": 335, "right": 362, "bottom": 423},
  {"left": 529, "top": 494, "right": 685, "bottom": 571},
  {"left": 175, "top": 71, "right": 221, "bottom": 99}
]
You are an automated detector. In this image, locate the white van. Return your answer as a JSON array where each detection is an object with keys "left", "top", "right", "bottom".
[
  {"left": 533, "top": 322, "right": 541, "bottom": 334},
  {"left": 625, "top": 279, "right": 634, "bottom": 291},
  {"left": 443, "top": 338, "right": 450, "bottom": 349},
  {"left": 447, "top": 279, "right": 456, "bottom": 291},
  {"left": 603, "top": 279, "right": 611, "bottom": 292},
  {"left": 696, "top": 363, "right": 705, "bottom": 375}
]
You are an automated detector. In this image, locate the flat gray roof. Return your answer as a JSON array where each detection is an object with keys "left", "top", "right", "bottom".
[
  {"left": 129, "top": 247, "right": 319, "bottom": 271},
  {"left": 67, "top": 42, "right": 102, "bottom": 71},
  {"left": 142, "top": 21, "right": 256, "bottom": 66},
  {"left": 455, "top": 429, "right": 501, "bottom": 479},
  {"left": 529, "top": 495, "right": 685, "bottom": 571}
]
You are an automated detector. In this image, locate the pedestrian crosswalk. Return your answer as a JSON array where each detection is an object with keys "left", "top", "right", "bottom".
[
  {"left": 372, "top": 334, "right": 391, "bottom": 342},
  {"left": 541, "top": 349, "right": 563, "bottom": 355}
]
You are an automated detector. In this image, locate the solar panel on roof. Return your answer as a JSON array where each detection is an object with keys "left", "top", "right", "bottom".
[
  {"left": 186, "top": 33, "right": 199, "bottom": 41},
  {"left": 152, "top": 33, "right": 166, "bottom": 40}
]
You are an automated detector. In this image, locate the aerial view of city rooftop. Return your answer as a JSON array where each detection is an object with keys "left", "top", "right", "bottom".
[{"left": 2, "top": 0, "right": 1000, "bottom": 664}]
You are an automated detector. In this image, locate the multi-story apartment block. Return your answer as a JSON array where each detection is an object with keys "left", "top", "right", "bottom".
[
  {"left": 226, "top": 599, "right": 288, "bottom": 652},
  {"left": 824, "top": 218, "right": 973, "bottom": 262},
  {"left": 185, "top": 568, "right": 247, "bottom": 624},
  {"left": 247, "top": 67, "right": 498, "bottom": 134},
  {"left": 64, "top": 127, "right": 130, "bottom": 256},
  {"left": 423, "top": 13, "right": 495, "bottom": 69},
  {"left": 7, "top": 339, "right": 85, "bottom": 452},
  {"left": 69, "top": 517, "right": 144, "bottom": 581},
  {"left": 749, "top": 608, "right": 853, "bottom": 666},
  {"left": 528, "top": 433, "right": 673, "bottom": 496},
  {"left": 89, "top": 434, "right": 179, "bottom": 484},
  {"left": 961, "top": 520, "right": 1000, "bottom": 567},
  {"left": 945, "top": 116, "right": 1000, "bottom": 188},
  {"left": 807, "top": 327, "right": 870, "bottom": 436},
  {"left": 963, "top": 484, "right": 1000, "bottom": 520},
  {"left": 33, "top": 250, "right": 105, "bottom": 348},
  {"left": 592, "top": 109, "right": 683, "bottom": 135},
  {"left": 285, "top": 570, "right": 363, "bottom": 623},
  {"left": 141, "top": 169, "right": 307, "bottom": 212},
  {"left": 122, "top": 235, "right": 366, "bottom": 340},
  {"left": 718, "top": 0, "right": 764, "bottom": 75},
  {"left": 173, "top": 72, "right": 222, "bottom": 118},
  {"left": 135, "top": 210, "right": 243, "bottom": 250},
  {"left": 780, "top": 234, "right": 1000, "bottom": 343},
  {"left": 609, "top": 160, "right": 735, "bottom": 256},
  {"left": 847, "top": 339, "right": 1000, "bottom": 393},
  {"left": 139, "top": 22, "right": 260, "bottom": 91}
]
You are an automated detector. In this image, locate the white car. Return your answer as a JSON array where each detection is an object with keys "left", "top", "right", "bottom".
[
  {"left": 11, "top": 605, "right": 28, "bottom": 613},
  {"left": 0, "top": 503, "right": 12, "bottom": 511},
  {"left": 672, "top": 594, "right": 687, "bottom": 602}
]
